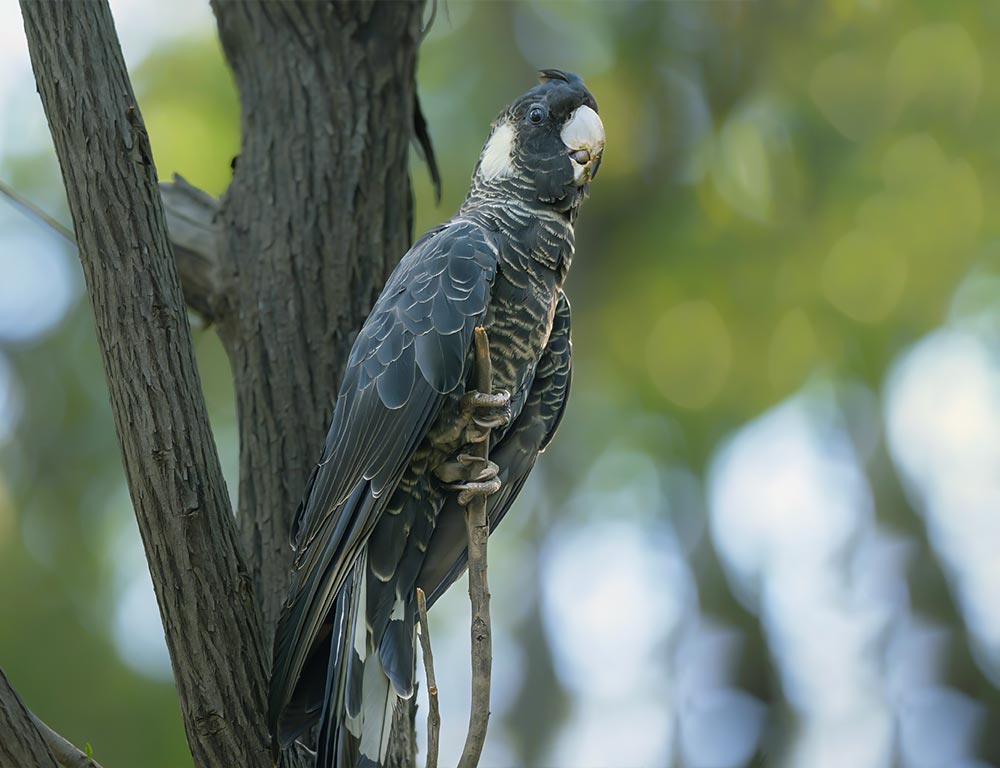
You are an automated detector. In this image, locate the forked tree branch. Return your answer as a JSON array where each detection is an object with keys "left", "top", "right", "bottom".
[
  {"left": 19, "top": 3, "right": 274, "bottom": 767},
  {"left": 458, "top": 328, "right": 495, "bottom": 768}
]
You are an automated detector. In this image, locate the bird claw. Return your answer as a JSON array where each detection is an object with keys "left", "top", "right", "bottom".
[
  {"left": 437, "top": 451, "right": 502, "bottom": 503},
  {"left": 463, "top": 389, "right": 511, "bottom": 443},
  {"left": 462, "top": 389, "right": 511, "bottom": 411},
  {"left": 464, "top": 389, "right": 512, "bottom": 430},
  {"left": 473, "top": 413, "right": 508, "bottom": 430},
  {"left": 453, "top": 477, "right": 502, "bottom": 506},
  {"left": 435, "top": 455, "right": 499, "bottom": 484},
  {"left": 429, "top": 389, "right": 512, "bottom": 453}
]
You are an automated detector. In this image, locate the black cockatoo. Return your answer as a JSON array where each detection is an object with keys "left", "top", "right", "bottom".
[{"left": 268, "top": 70, "right": 604, "bottom": 767}]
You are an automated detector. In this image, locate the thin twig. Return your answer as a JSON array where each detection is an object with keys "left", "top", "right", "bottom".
[
  {"left": 415, "top": 587, "right": 440, "bottom": 768},
  {"left": 457, "top": 327, "right": 493, "bottom": 768},
  {"left": 28, "top": 712, "right": 104, "bottom": 768},
  {"left": 0, "top": 177, "right": 75, "bottom": 243},
  {"left": 1, "top": 174, "right": 221, "bottom": 325}
]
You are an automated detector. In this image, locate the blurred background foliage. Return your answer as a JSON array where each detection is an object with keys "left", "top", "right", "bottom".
[{"left": 2, "top": 1, "right": 1000, "bottom": 767}]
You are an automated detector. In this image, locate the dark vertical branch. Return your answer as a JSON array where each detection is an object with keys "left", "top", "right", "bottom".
[
  {"left": 210, "top": 0, "right": 426, "bottom": 638},
  {"left": 19, "top": 3, "right": 273, "bottom": 767},
  {"left": 209, "top": 2, "right": 426, "bottom": 764}
]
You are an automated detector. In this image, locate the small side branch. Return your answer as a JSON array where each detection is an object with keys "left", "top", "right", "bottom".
[
  {"left": 0, "top": 177, "right": 75, "bottom": 243},
  {"left": 0, "top": 174, "right": 223, "bottom": 322},
  {"left": 0, "top": 666, "right": 59, "bottom": 768},
  {"left": 458, "top": 328, "right": 494, "bottom": 768},
  {"left": 415, "top": 588, "right": 440, "bottom": 768},
  {"left": 159, "top": 174, "right": 223, "bottom": 321},
  {"left": 29, "top": 711, "right": 105, "bottom": 768}
]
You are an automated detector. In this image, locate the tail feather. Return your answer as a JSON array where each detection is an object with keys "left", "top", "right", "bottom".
[
  {"left": 316, "top": 563, "right": 363, "bottom": 768},
  {"left": 344, "top": 577, "right": 367, "bottom": 721},
  {"left": 314, "top": 554, "right": 403, "bottom": 768},
  {"left": 378, "top": 593, "right": 417, "bottom": 699},
  {"left": 359, "top": 653, "right": 397, "bottom": 767}
]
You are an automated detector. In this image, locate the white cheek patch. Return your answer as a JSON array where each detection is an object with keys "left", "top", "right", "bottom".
[
  {"left": 561, "top": 105, "right": 605, "bottom": 153},
  {"left": 479, "top": 121, "right": 515, "bottom": 180}
]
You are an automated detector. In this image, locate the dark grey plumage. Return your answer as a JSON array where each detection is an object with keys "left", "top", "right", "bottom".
[{"left": 268, "top": 70, "right": 603, "bottom": 768}]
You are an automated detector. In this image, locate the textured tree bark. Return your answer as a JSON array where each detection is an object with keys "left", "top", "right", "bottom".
[
  {"left": 208, "top": 5, "right": 426, "bottom": 763},
  {"left": 0, "top": 667, "right": 58, "bottom": 768},
  {"left": 210, "top": 0, "right": 424, "bottom": 638},
  {"left": 19, "top": 3, "right": 275, "bottom": 767}
]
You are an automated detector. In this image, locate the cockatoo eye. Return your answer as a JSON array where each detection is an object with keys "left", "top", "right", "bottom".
[{"left": 527, "top": 105, "right": 547, "bottom": 125}]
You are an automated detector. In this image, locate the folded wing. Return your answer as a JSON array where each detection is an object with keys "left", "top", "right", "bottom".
[{"left": 268, "top": 220, "right": 499, "bottom": 744}]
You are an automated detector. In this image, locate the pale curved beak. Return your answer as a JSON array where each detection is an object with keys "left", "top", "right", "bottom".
[{"left": 561, "top": 105, "right": 605, "bottom": 185}]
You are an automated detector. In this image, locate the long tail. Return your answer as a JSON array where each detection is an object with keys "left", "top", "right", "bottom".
[{"left": 316, "top": 556, "right": 398, "bottom": 768}]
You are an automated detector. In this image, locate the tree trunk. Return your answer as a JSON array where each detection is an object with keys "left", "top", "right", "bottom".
[
  {"left": 209, "top": 2, "right": 425, "bottom": 764},
  {"left": 19, "top": 2, "right": 274, "bottom": 767},
  {"left": 209, "top": 0, "right": 424, "bottom": 641},
  {"left": 15, "top": 0, "right": 425, "bottom": 766}
]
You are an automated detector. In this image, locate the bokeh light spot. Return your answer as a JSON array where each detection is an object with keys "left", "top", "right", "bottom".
[
  {"left": 887, "top": 24, "right": 982, "bottom": 124},
  {"left": 810, "top": 51, "right": 886, "bottom": 140},
  {"left": 710, "top": 114, "right": 773, "bottom": 223},
  {"left": 0, "top": 236, "right": 76, "bottom": 342},
  {"left": 647, "top": 300, "right": 731, "bottom": 409},
  {"left": 822, "top": 229, "right": 907, "bottom": 323},
  {"left": 768, "top": 309, "right": 819, "bottom": 393}
]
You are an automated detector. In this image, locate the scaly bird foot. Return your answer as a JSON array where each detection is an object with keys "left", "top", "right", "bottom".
[
  {"left": 434, "top": 454, "right": 502, "bottom": 504},
  {"left": 452, "top": 477, "right": 502, "bottom": 507},
  {"left": 430, "top": 389, "right": 512, "bottom": 451},
  {"left": 462, "top": 389, "right": 511, "bottom": 443},
  {"left": 434, "top": 454, "right": 500, "bottom": 484}
]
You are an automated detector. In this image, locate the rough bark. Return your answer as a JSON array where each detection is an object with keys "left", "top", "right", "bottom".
[
  {"left": 19, "top": 3, "right": 273, "bottom": 767},
  {"left": 209, "top": 1, "right": 424, "bottom": 637},
  {"left": 0, "top": 667, "right": 58, "bottom": 768},
  {"left": 209, "top": 2, "right": 425, "bottom": 764}
]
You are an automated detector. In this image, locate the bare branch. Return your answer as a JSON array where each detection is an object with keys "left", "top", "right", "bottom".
[
  {"left": 0, "top": 177, "right": 75, "bottom": 244},
  {"left": 0, "top": 666, "right": 59, "bottom": 768},
  {"left": 28, "top": 711, "right": 104, "bottom": 768},
  {"left": 416, "top": 587, "right": 441, "bottom": 768},
  {"left": 458, "top": 327, "right": 494, "bottom": 768},
  {"left": 159, "top": 174, "right": 223, "bottom": 321},
  {"left": 0, "top": 174, "right": 223, "bottom": 323},
  {"left": 19, "top": 3, "right": 272, "bottom": 767}
]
